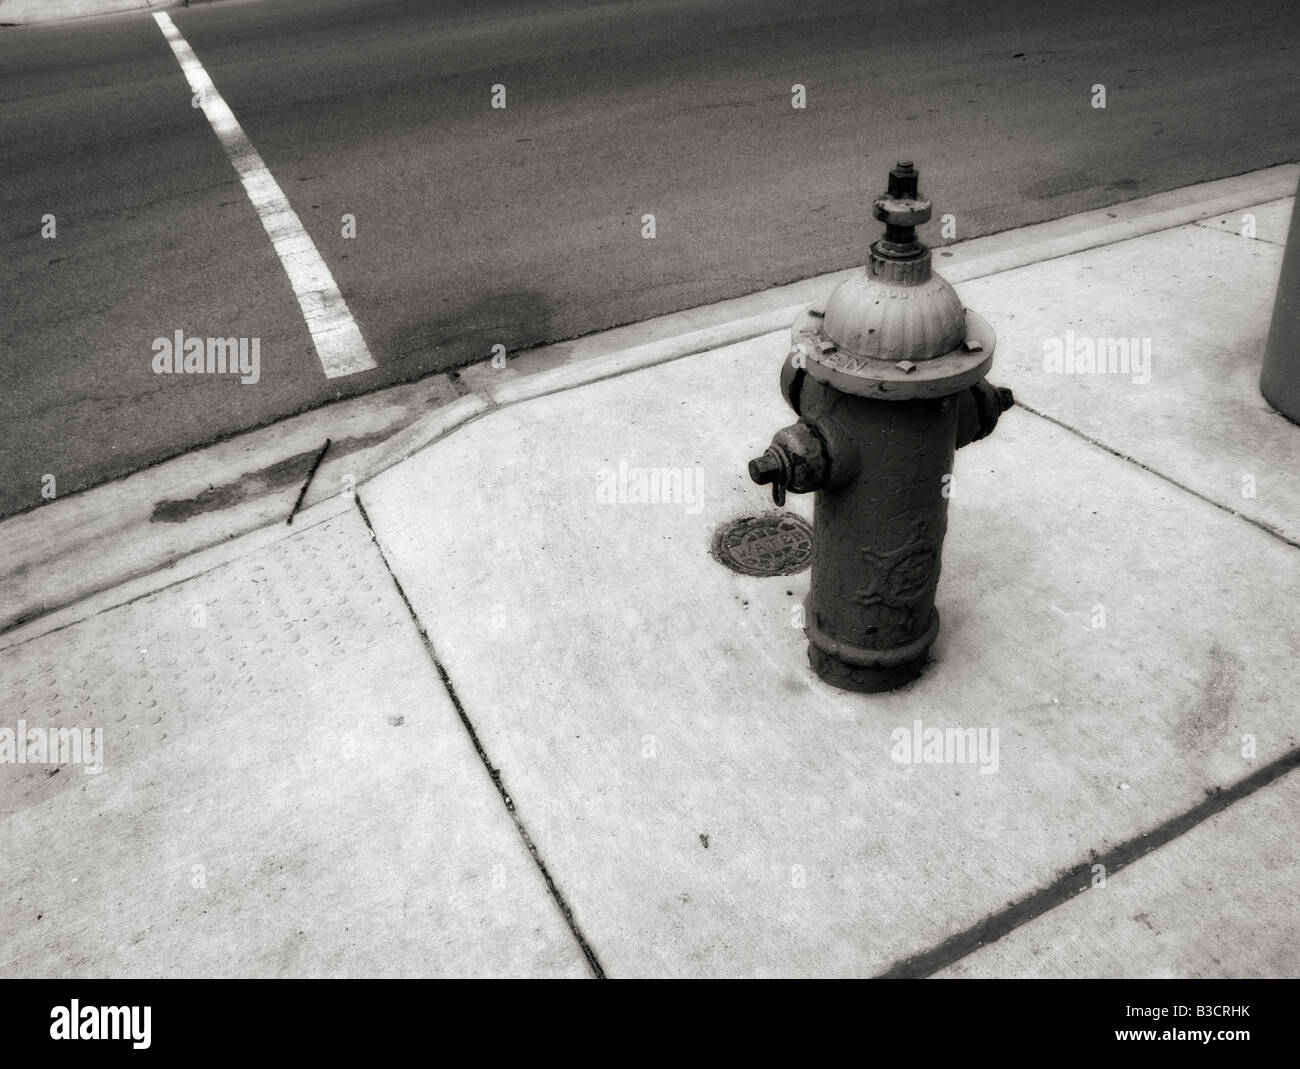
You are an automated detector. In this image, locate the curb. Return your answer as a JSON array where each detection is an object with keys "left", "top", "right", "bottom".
[{"left": 2, "top": 163, "right": 1295, "bottom": 643}]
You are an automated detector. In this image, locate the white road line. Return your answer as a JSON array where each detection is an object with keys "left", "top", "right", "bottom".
[{"left": 153, "top": 11, "right": 376, "bottom": 379}]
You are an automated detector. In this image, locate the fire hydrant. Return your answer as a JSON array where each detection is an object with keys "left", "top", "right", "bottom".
[{"left": 748, "top": 161, "right": 1013, "bottom": 692}]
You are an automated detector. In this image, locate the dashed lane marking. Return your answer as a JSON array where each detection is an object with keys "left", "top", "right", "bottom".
[{"left": 153, "top": 11, "right": 376, "bottom": 379}]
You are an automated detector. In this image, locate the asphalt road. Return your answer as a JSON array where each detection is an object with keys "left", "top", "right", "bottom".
[{"left": 2, "top": 0, "right": 1298, "bottom": 518}]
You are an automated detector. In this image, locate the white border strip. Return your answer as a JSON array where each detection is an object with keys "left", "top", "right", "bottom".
[{"left": 153, "top": 11, "right": 375, "bottom": 378}]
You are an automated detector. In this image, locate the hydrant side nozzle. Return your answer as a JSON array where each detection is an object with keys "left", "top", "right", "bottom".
[
  {"left": 747, "top": 421, "right": 831, "bottom": 505},
  {"left": 955, "top": 380, "right": 1016, "bottom": 449}
]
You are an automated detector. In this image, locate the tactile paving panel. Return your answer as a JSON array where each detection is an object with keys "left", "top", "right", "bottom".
[{"left": 0, "top": 509, "right": 587, "bottom": 978}]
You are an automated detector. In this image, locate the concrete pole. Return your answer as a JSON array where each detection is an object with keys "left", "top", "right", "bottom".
[{"left": 1260, "top": 173, "right": 1300, "bottom": 424}]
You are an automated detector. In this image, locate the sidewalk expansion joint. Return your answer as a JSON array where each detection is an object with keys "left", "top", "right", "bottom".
[
  {"left": 1014, "top": 399, "right": 1300, "bottom": 552},
  {"left": 1191, "top": 218, "right": 1289, "bottom": 248},
  {"left": 879, "top": 745, "right": 1300, "bottom": 978},
  {"left": 352, "top": 495, "right": 607, "bottom": 979}
]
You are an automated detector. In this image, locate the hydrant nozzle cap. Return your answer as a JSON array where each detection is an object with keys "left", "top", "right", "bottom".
[{"left": 748, "top": 449, "right": 784, "bottom": 486}]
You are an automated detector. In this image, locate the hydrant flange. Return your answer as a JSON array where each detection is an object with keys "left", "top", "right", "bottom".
[{"left": 790, "top": 305, "right": 995, "bottom": 401}]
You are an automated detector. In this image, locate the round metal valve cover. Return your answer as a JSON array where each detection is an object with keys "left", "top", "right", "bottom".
[{"left": 711, "top": 512, "right": 814, "bottom": 577}]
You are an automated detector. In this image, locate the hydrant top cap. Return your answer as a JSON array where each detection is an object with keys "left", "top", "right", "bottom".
[{"left": 820, "top": 266, "right": 966, "bottom": 363}]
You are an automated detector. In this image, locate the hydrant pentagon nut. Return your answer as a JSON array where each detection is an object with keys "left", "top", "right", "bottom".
[{"left": 747, "top": 162, "right": 1014, "bottom": 693}]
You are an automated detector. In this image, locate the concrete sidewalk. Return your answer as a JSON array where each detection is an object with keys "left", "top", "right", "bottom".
[
  {"left": 0, "top": 0, "right": 172, "bottom": 25},
  {"left": 2, "top": 167, "right": 1297, "bottom": 978}
]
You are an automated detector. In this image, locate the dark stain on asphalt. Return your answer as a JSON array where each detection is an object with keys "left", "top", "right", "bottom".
[
  {"left": 391, "top": 289, "right": 555, "bottom": 369},
  {"left": 1023, "top": 172, "right": 1107, "bottom": 200},
  {"left": 149, "top": 429, "right": 391, "bottom": 523},
  {"left": 699, "top": 833, "right": 709, "bottom": 850}
]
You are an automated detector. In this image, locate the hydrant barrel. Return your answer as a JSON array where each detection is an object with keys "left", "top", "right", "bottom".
[{"left": 803, "top": 388, "right": 960, "bottom": 692}]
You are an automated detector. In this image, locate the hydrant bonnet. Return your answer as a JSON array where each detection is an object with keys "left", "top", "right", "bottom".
[{"left": 793, "top": 161, "right": 995, "bottom": 400}]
